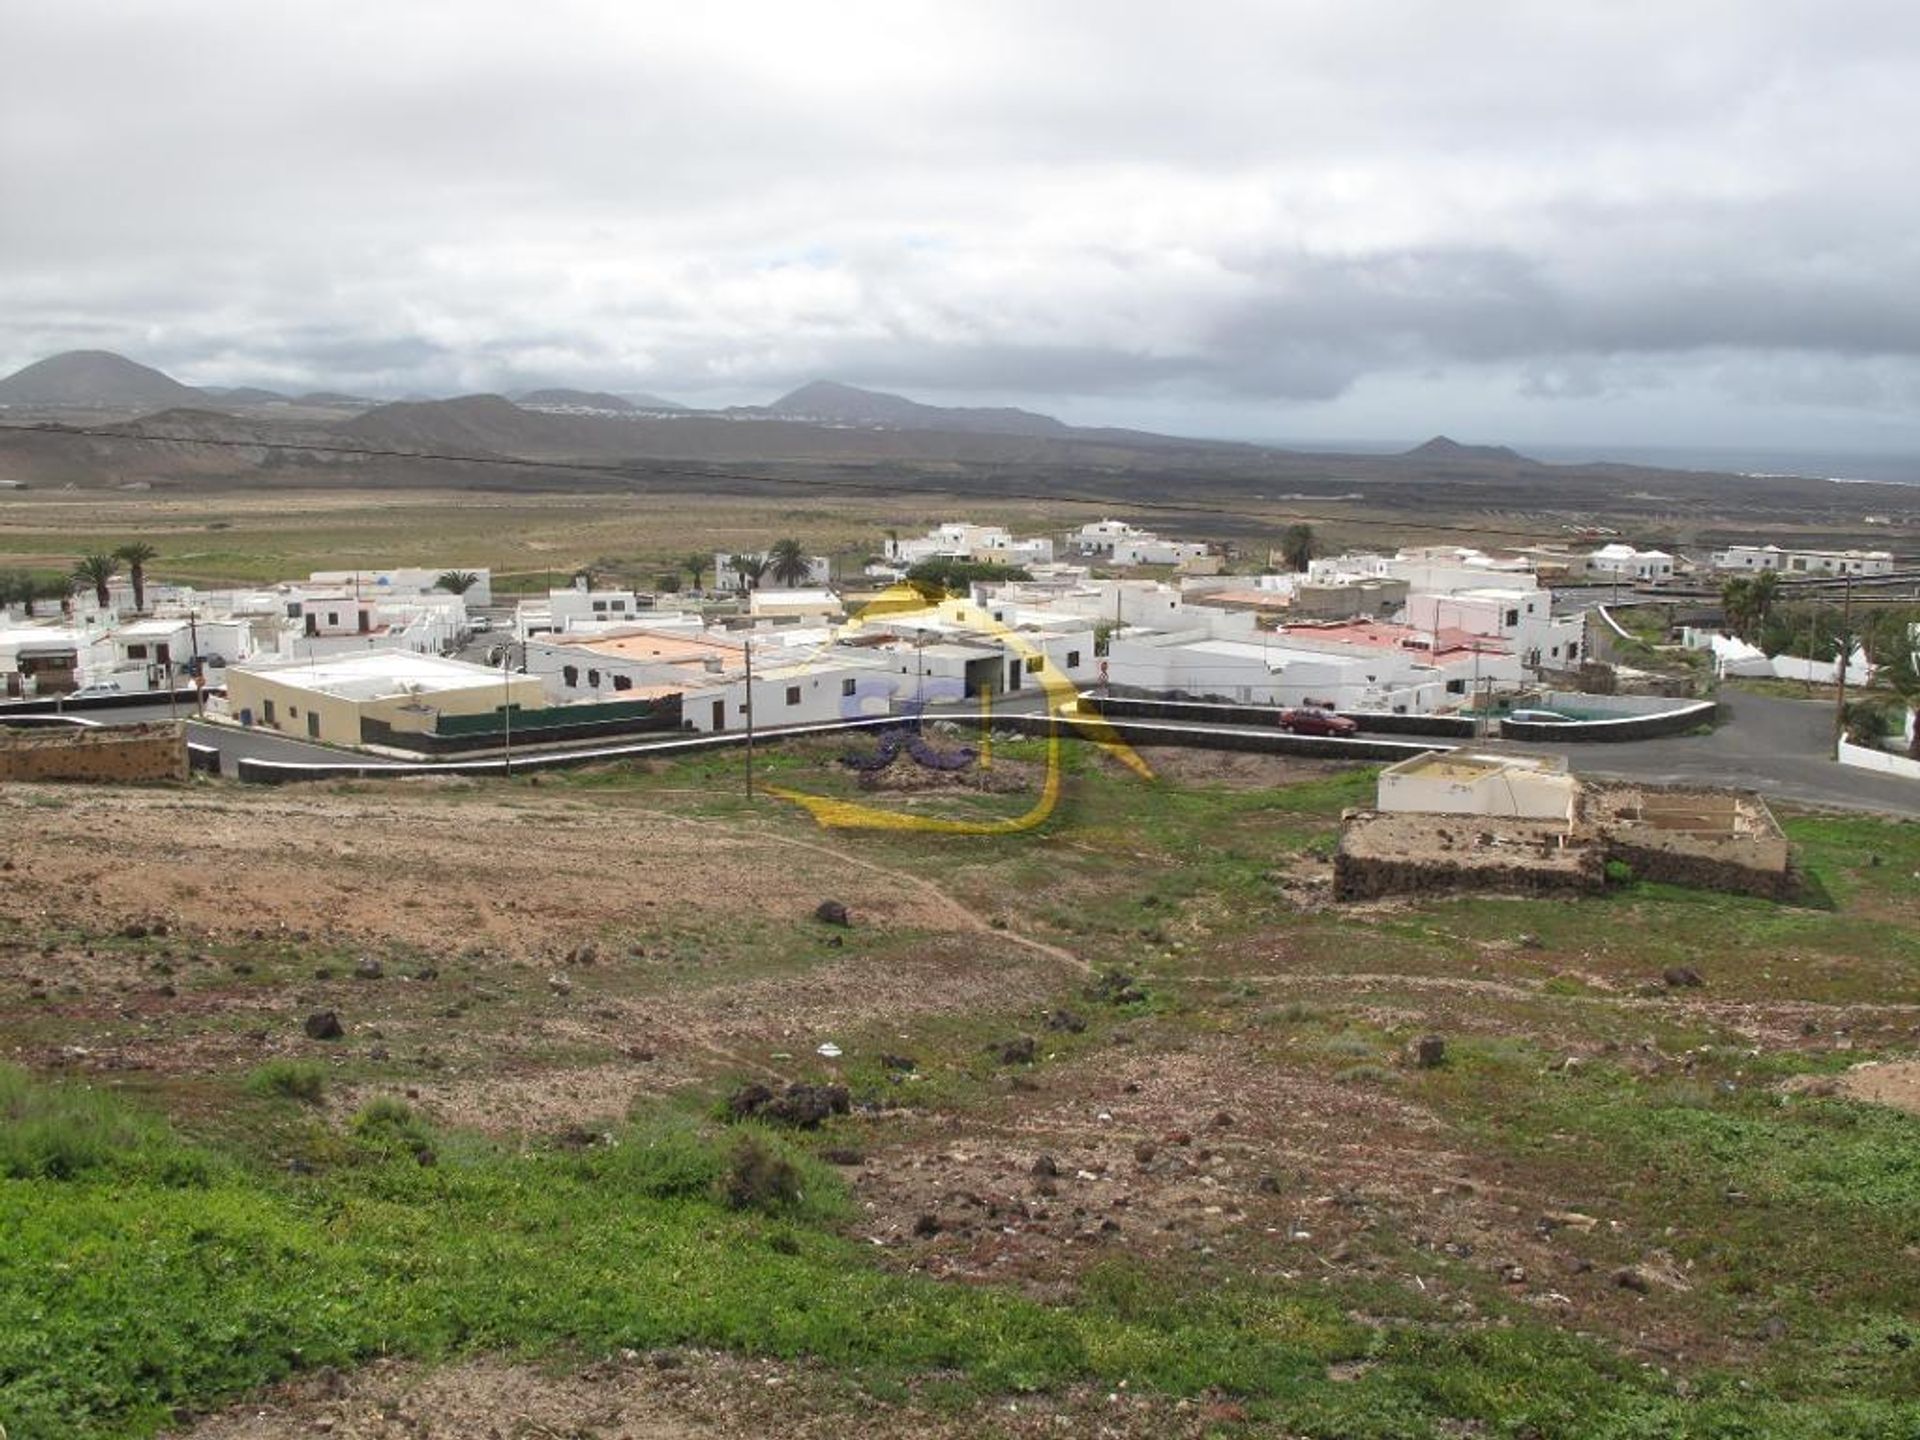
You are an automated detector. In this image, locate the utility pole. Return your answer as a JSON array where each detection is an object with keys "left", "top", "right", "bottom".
[
  {"left": 1833, "top": 573, "right": 1854, "bottom": 742},
  {"left": 742, "top": 636, "right": 756, "bottom": 798},
  {"left": 188, "top": 610, "right": 204, "bottom": 713},
  {"left": 502, "top": 641, "right": 513, "bottom": 778}
]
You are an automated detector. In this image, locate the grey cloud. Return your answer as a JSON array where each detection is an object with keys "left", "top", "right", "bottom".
[{"left": 5, "top": 1, "right": 1920, "bottom": 445}]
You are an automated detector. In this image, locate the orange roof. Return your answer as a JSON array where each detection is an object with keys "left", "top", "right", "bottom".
[{"left": 1281, "top": 619, "right": 1508, "bottom": 660}]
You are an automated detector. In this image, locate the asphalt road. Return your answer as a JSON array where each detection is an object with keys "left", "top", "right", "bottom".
[
  {"left": 36, "top": 687, "right": 1919, "bottom": 816},
  {"left": 1517, "top": 690, "right": 1920, "bottom": 817}
]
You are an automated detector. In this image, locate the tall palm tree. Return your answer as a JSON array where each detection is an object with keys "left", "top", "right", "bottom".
[
  {"left": 436, "top": 569, "right": 480, "bottom": 596},
  {"left": 728, "top": 553, "right": 770, "bottom": 593},
  {"left": 114, "top": 541, "right": 159, "bottom": 611},
  {"left": 682, "top": 553, "right": 707, "bottom": 591},
  {"left": 767, "top": 537, "right": 811, "bottom": 589},
  {"left": 71, "top": 553, "right": 120, "bottom": 611}
]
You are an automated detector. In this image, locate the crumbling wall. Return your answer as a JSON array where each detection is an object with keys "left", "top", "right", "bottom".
[
  {"left": 0, "top": 722, "right": 189, "bottom": 783},
  {"left": 1333, "top": 849, "right": 1604, "bottom": 902},
  {"left": 1586, "top": 782, "right": 1794, "bottom": 900},
  {"left": 1602, "top": 839, "right": 1797, "bottom": 901},
  {"left": 1333, "top": 810, "right": 1604, "bottom": 902}
]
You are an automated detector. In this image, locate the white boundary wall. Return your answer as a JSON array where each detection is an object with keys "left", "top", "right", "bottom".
[{"left": 1837, "top": 738, "right": 1920, "bottom": 781}]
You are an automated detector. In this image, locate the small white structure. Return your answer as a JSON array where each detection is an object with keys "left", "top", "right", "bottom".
[
  {"left": 1585, "top": 544, "right": 1674, "bottom": 584},
  {"left": 1377, "top": 751, "right": 1580, "bottom": 822}
]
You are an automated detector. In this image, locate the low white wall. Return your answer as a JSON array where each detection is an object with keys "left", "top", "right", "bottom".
[{"left": 1837, "top": 738, "right": 1920, "bottom": 780}]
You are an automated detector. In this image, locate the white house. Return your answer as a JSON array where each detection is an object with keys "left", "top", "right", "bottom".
[
  {"left": 712, "top": 551, "right": 832, "bottom": 592},
  {"left": 1071, "top": 519, "right": 1151, "bottom": 556},
  {"left": 1112, "top": 536, "right": 1212, "bottom": 568},
  {"left": 309, "top": 566, "right": 493, "bottom": 607},
  {"left": 885, "top": 523, "right": 1055, "bottom": 569},
  {"left": 0, "top": 623, "right": 83, "bottom": 697},
  {"left": 1711, "top": 544, "right": 1893, "bottom": 577},
  {"left": 1584, "top": 544, "right": 1674, "bottom": 584},
  {"left": 1405, "top": 588, "right": 1586, "bottom": 672}
]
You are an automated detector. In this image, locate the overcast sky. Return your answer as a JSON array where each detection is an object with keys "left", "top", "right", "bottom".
[{"left": 6, "top": 1, "right": 1920, "bottom": 451}]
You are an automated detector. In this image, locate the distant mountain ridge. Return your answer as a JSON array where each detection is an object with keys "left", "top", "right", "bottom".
[
  {"left": 755, "top": 379, "right": 1070, "bottom": 438},
  {"left": 0, "top": 350, "right": 204, "bottom": 409},
  {"left": 1406, "top": 435, "right": 1531, "bottom": 464}
]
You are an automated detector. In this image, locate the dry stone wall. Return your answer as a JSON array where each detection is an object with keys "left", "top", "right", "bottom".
[{"left": 0, "top": 722, "right": 189, "bottom": 783}]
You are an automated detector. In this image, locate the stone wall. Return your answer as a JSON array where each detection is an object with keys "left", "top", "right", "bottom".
[
  {"left": 1586, "top": 782, "right": 1794, "bottom": 900},
  {"left": 1333, "top": 811, "right": 1604, "bottom": 902},
  {"left": 0, "top": 722, "right": 189, "bottom": 783}
]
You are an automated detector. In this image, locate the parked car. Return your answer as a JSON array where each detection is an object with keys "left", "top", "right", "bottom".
[
  {"left": 1277, "top": 707, "right": 1359, "bottom": 737},
  {"left": 1507, "top": 708, "right": 1576, "bottom": 724},
  {"left": 64, "top": 680, "right": 124, "bottom": 701},
  {"left": 470, "top": 616, "right": 493, "bottom": 633}
]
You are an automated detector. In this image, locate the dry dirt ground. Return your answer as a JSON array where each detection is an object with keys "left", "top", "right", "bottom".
[
  {"left": 5, "top": 767, "right": 1916, "bottom": 1436},
  {"left": 175, "top": 1351, "right": 1241, "bottom": 1440},
  {"left": 0, "top": 780, "right": 1073, "bottom": 1131}
]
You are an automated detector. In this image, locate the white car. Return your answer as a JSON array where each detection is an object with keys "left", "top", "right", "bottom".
[
  {"left": 65, "top": 681, "right": 125, "bottom": 700},
  {"left": 1507, "top": 708, "right": 1576, "bottom": 724}
]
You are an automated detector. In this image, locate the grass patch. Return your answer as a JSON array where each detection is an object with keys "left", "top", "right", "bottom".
[{"left": 244, "top": 1060, "right": 327, "bottom": 1105}]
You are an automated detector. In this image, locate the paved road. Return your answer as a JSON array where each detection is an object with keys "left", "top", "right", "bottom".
[{"left": 1516, "top": 691, "right": 1920, "bottom": 817}]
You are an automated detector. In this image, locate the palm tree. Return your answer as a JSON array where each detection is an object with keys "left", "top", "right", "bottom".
[
  {"left": 1279, "top": 523, "right": 1317, "bottom": 572},
  {"left": 113, "top": 541, "right": 159, "bottom": 611},
  {"left": 728, "top": 553, "right": 770, "bottom": 593},
  {"left": 1749, "top": 569, "right": 1780, "bottom": 637},
  {"left": 1879, "top": 622, "right": 1920, "bottom": 757},
  {"left": 767, "top": 538, "right": 811, "bottom": 589},
  {"left": 682, "top": 553, "right": 707, "bottom": 591},
  {"left": 436, "top": 569, "right": 481, "bottom": 596},
  {"left": 71, "top": 553, "right": 120, "bottom": 611},
  {"left": 1720, "top": 576, "right": 1756, "bottom": 640}
]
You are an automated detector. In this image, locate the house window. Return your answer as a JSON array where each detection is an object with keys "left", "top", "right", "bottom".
[
  {"left": 1445, "top": 679, "right": 1466, "bottom": 694},
  {"left": 842, "top": 678, "right": 857, "bottom": 696},
  {"left": 592, "top": 600, "right": 607, "bottom": 613},
  {"left": 327, "top": 612, "right": 339, "bottom": 627},
  {"left": 611, "top": 600, "right": 626, "bottom": 612},
  {"left": 587, "top": 669, "right": 601, "bottom": 687},
  {"left": 127, "top": 644, "right": 148, "bottom": 660},
  {"left": 1066, "top": 650, "right": 1081, "bottom": 668},
  {"left": 562, "top": 665, "right": 579, "bottom": 687},
  {"left": 1026, "top": 656, "right": 1045, "bottom": 674},
  {"left": 613, "top": 675, "right": 632, "bottom": 692},
  {"left": 785, "top": 685, "right": 801, "bottom": 705},
  {"left": 1504, "top": 609, "right": 1519, "bottom": 627}
]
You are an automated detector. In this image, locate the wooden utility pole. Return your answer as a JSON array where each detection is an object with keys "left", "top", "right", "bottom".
[
  {"left": 743, "top": 635, "right": 756, "bottom": 798},
  {"left": 1834, "top": 574, "right": 1854, "bottom": 742}
]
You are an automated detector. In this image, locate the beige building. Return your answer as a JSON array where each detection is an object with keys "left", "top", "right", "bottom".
[{"left": 226, "top": 651, "right": 544, "bottom": 748}]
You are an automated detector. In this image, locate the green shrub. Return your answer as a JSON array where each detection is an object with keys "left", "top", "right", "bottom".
[
  {"left": 1604, "top": 858, "right": 1634, "bottom": 886},
  {"left": 719, "top": 1132, "right": 808, "bottom": 1214},
  {"left": 246, "top": 1060, "right": 327, "bottom": 1104},
  {"left": 349, "top": 1096, "right": 435, "bottom": 1161},
  {"left": 0, "top": 1064, "right": 209, "bottom": 1184}
]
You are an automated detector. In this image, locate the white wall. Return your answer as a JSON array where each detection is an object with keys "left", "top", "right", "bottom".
[{"left": 1837, "top": 738, "right": 1920, "bottom": 780}]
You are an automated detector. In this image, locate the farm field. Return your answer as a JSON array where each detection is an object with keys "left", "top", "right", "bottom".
[{"left": 2, "top": 738, "right": 1918, "bottom": 1438}]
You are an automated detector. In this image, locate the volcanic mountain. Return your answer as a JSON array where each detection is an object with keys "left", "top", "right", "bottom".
[{"left": 0, "top": 350, "right": 205, "bottom": 409}]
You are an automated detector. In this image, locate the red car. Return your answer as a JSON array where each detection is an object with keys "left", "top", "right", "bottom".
[{"left": 1278, "top": 707, "right": 1359, "bottom": 737}]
